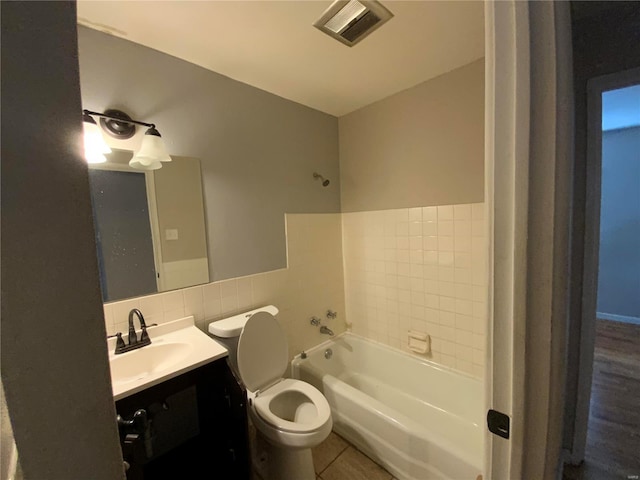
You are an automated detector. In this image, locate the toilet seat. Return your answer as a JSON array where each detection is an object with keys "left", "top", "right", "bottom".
[
  {"left": 236, "top": 312, "right": 331, "bottom": 435},
  {"left": 253, "top": 378, "right": 331, "bottom": 433},
  {"left": 237, "top": 311, "right": 289, "bottom": 393}
]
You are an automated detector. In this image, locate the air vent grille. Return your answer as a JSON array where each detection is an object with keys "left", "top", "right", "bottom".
[
  {"left": 313, "top": 0, "right": 394, "bottom": 47},
  {"left": 324, "top": 0, "right": 367, "bottom": 33}
]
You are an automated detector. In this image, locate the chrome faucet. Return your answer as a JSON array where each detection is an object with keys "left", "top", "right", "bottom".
[
  {"left": 320, "top": 325, "right": 334, "bottom": 336},
  {"left": 113, "top": 309, "right": 154, "bottom": 355}
]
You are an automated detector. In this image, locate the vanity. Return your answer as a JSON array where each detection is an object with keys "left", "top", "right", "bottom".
[{"left": 108, "top": 316, "right": 250, "bottom": 479}]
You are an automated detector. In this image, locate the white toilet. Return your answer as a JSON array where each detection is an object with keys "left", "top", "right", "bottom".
[{"left": 209, "top": 306, "right": 332, "bottom": 480}]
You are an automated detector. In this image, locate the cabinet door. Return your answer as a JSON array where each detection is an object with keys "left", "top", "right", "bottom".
[
  {"left": 115, "top": 359, "right": 250, "bottom": 480},
  {"left": 221, "top": 359, "right": 251, "bottom": 479}
]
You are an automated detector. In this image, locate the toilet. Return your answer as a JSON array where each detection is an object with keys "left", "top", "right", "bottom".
[{"left": 209, "top": 306, "right": 332, "bottom": 480}]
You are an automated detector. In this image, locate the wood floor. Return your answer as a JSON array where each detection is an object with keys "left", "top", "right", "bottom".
[{"left": 564, "top": 319, "right": 640, "bottom": 480}]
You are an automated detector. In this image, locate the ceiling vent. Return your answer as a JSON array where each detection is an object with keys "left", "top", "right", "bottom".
[{"left": 313, "top": 0, "right": 394, "bottom": 47}]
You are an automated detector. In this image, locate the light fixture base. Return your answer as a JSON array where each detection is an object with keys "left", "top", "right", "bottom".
[{"left": 99, "top": 109, "right": 136, "bottom": 139}]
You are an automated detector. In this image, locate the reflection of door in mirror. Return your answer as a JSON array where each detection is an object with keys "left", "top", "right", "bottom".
[
  {"left": 89, "top": 169, "right": 158, "bottom": 302},
  {"left": 88, "top": 150, "right": 210, "bottom": 302}
]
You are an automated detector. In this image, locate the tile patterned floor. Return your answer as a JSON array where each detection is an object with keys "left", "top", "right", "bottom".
[
  {"left": 251, "top": 428, "right": 396, "bottom": 480},
  {"left": 312, "top": 432, "right": 396, "bottom": 480}
]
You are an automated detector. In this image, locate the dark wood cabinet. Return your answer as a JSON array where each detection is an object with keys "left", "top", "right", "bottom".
[{"left": 115, "top": 358, "right": 250, "bottom": 480}]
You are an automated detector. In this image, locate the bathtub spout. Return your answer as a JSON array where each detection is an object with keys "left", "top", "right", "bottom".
[{"left": 320, "top": 325, "right": 334, "bottom": 336}]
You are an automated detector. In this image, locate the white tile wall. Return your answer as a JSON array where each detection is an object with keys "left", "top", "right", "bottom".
[
  {"left": 104, "top": 213, "right": 346, "bottom": 360},
  {"left": 103, "top": 205, "right": 488, "bottom": 379},
  {"left": 342, "top": 203, "right": 488, "bottom": 377}
]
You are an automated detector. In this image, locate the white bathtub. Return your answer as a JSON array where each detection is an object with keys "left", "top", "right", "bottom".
[{"left": 291, "top": 333, "right": 484, "bottom": 480}]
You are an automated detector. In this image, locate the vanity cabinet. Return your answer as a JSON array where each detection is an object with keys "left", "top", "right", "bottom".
[{"left": 115, "top": 357, "right": 250, "bottom": 480}]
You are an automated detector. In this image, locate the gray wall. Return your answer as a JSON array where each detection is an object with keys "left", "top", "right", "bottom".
[
  {"left": 597, "top": 127, "right": 640, "bottom": 319},
  {"left": 77, "top": 26, "right": 341, "bottom": 282},
  {"left": 1, "top": 2, "right": 124, "bottom": 478},
  {"left": 339, "top": 59, "right": 485, "bottom": 212}
]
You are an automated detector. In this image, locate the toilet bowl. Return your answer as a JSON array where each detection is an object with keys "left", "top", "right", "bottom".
[
  {"left": 249, "top": 378, "right": 332, "bottom": 448},
  {"left": 209, "top": 306, "right": 332, "bottom": 480}
]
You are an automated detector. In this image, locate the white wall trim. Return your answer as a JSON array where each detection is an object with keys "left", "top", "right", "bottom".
[
  {"left": 525, "top": 3, "right": 575, "bottom": 478},
  {"left": 596, "top": 312, "right": 640, "bottom": 326},
  {"left": 484, "top": 1, "right": 530, "bottom": 478}
]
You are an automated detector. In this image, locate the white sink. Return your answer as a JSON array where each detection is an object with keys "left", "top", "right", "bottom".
[
  {"left": 110, "top": 342, "right": 191, "bottom": 386},
  {"left": 107, "top": 316, "right": 228, "bottom": 400}
]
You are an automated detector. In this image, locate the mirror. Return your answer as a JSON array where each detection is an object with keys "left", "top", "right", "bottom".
[
  {"left": 88, "top": 150, "right": 209, "bottom": 302},
  {"left": 78, "top": 24, "right": 342, "bottom": 303}
]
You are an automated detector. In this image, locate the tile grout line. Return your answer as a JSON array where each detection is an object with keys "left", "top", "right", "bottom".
[
  {"left": 319, "top": 441, "right": 351, "bottom": 476},
  {"left": 340, "top": 443, "right": 394, "bottom": 480}
]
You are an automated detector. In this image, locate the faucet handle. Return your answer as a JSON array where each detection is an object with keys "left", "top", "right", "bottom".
[
  {"left": 140, "top": 326, "right": 150, "bottom": 344},
  {"left": 326, "top": 310, "right": 337, "bottom": 319},
  {"left": 114, "top": 332, "right": 126, "bottom": 354},
  {"left": 310, "top": 317, "right": 321, "bottom": 327}
]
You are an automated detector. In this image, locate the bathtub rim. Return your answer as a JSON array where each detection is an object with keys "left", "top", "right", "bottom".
[{"left": 291, "top": 331, "right": 482, "bottom": 383}]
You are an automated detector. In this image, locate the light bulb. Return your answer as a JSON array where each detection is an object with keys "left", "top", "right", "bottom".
[{"left": 83, "top": 113, "right": 111, "bottom": 164}]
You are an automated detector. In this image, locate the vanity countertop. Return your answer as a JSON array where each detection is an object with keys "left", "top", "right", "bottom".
[{"left": 107, "top": 316, "right": 228, "bottom": 401}]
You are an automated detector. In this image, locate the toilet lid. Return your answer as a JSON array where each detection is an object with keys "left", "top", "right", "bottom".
[{"left": 237, "top": 311, "right": 288, "bottom": 392}]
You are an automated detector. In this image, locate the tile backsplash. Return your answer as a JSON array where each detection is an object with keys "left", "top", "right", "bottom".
[
  {"left": 342, "top": 203, "right": 488, "bottom": 377},
  {"left": 104, "top": 213, "right": 346, "bottom": 360},
  {"left": 104, "top": 204, "right": 488, "bottom": 378}
]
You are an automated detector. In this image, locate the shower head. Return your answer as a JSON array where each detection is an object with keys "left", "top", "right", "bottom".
[{"left": 313, "top": 172, "right": 330, "bottom": 187}]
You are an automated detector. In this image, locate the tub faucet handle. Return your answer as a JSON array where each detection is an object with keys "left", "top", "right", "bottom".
[
  {"left": 310, "top": 317, "right": 321, "bottom": 327},
  {"left": 326, "top": 310, "right": 337, "bottom": 319}
]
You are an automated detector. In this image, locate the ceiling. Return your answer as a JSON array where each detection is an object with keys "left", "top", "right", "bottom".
[{"left": 77, "top": 1, "right": 485, "bottom": 117}]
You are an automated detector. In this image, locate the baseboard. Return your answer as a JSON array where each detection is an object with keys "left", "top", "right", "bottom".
[{"left": 596, "top": 312, "right": 640, "bottom": 326}]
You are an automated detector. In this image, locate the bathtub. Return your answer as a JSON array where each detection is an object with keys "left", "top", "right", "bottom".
[{"left": 291, "top": 333, "right": 484, "bottom": 480}]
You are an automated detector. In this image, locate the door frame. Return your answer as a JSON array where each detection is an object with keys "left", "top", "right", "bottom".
[
  {"left": 486, "top": 2, "right": 574, "bottom": 477},
  {"left": 569, "top": 66, "right": 640, "bottom": 464},
  {"left": 484, "top": 1, "right": 530, "bottom": 478}
]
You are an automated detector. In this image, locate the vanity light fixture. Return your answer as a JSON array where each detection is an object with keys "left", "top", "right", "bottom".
[
  {"left": 129, "top": 126, "right": 172, "bottom": 170},
  {"left": 82, "top": 111, "right": 111, "bottom": 164},
  {"left": 82, "top": 109, "right": 172, "bottom": 170}
]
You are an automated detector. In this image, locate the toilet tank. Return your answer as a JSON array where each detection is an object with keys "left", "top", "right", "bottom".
[{"left": 208, "top": 305, "right": 279, "bottom": 373}]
